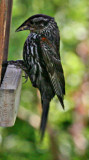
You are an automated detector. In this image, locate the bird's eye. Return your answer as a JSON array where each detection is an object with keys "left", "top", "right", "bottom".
[{"left": 30, "top": 21, "right": 34, "bottom": 25}]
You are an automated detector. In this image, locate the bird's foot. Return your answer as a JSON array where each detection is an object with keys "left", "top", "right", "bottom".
[
  {"left": 22, "top": 72, "right": 29, "bottom": 84},
  {"left": 3, "top": 60, "right": 27, "bottom": 71},
  {"left": 8, "top": 60, "right": 24, "bottom": 68}
]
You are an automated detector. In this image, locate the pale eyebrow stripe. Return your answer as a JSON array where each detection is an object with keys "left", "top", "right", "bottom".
[{"left": 33, "top": 17, "right": 48, "bottom": 22}]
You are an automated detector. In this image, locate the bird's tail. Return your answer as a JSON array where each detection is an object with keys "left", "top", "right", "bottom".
[
  {"left": 58, "top": 96, "right": 64, "bottom": 109},
  {"left": 40, "top": 99, "right": 50, "bottom": 140}
]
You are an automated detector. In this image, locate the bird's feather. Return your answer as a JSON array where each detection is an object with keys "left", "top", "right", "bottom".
[
  {"left": 40, "top": 38, "right": 65, "bottom": 108},
  {"left": 40, "top": 99, "right": 50, "bottom": 140}
]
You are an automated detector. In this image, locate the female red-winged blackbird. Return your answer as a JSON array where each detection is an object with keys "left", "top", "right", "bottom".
[{"left": 15, "top": 14, "right": 65, "bottom": 138}]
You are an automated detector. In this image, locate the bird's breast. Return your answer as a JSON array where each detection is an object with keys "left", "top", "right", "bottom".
[{"left": 23, "top": 33, "right": 44, "bottom": 76}]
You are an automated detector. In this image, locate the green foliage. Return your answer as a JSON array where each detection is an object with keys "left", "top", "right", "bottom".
[{"left": 0, "top": 0, "right": 89, "bottom": 159}]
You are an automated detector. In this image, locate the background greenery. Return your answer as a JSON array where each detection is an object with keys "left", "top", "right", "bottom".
[{"left": 0, "top": 0, "right": 89, "bottom": 159}]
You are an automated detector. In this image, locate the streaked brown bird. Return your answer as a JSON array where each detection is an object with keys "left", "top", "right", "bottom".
[{"left": 16, "top": 14, "right": 65, "bottom": 139}]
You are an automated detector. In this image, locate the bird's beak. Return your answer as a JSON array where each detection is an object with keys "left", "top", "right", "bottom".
[{"left": 15, "top": 23, "right": 30, "bottom": 32}]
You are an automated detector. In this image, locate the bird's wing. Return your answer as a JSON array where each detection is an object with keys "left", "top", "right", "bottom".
[{"left": 40, "top": 37, "right": 65, "bottom": 108}]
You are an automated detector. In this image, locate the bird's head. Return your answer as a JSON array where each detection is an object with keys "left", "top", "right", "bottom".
[{"left": 16, "top": 14, "right": 54, "bottom": 33}]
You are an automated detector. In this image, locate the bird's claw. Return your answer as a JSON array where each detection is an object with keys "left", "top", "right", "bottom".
[
  {"left": 8, "top": 60, "right": 23, "bottom": 68},
  {"left": 22, "top": 72, "right": 28, "bottom": 84},
  {"left": 2, "top": 60, "right": 23, "bottom": 67},
  {"left": 3, "top": 60, "right": 28, "bottom": 70}
]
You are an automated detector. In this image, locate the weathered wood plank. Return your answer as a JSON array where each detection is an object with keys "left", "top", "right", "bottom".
[
  {"left": 0, "top": 65, "right": 22, "bottom": 127},
  {"left": 1, "top": 65, "right": 22, "bottom": 90},
  {"left": 0, "top": 0, "right": 13, "bottom": 82}
]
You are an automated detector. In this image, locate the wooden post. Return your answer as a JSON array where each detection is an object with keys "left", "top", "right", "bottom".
[
  {"left": 0, "top": 1, "right": 22, "bottom": 126},
  {"left": 0, "top": 0, "right": 13, "bottom": 82}
]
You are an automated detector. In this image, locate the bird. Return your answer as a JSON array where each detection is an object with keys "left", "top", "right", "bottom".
[{"left": 16, "top": 14, "right": 65, "bottom": 139}]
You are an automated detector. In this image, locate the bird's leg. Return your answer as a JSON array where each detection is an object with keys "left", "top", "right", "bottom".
[
  {"left": 9, "top": 60, "right": 26, "bottom": 69},
  {"left": 22, "top": 71, "right": 29, "bottom": 84},
  {"left": 3, "top": 60, "right": 27, "bottom": 71}
]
